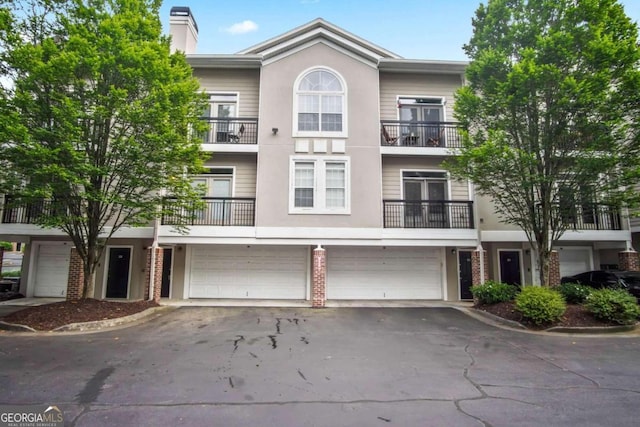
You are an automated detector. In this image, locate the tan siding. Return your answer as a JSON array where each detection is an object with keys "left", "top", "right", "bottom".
[
  {"left": 194, "top": 69, "right": 260, "bottom": 117},
  {"left": 379, "top": 72, "right": 463, "bottom": 121},
  {"left": 203, "top": 154, "right": 257, "bottom": 197},
  {"left": 382, "top": 157, "right": 469, "bottom": 200}
]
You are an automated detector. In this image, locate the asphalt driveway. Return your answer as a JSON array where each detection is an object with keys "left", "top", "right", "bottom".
[{"left": 0, "top": 307, "right": 639, "bottom": 426}]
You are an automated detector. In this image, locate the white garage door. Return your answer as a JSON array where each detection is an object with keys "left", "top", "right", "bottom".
[
  {"left": 558, "top": 248, "right": 592, "bottom": 278},
  {"left": 34, "top": 243, "right": 70, "bottom": 297},
  {"left": 189, "top": 246, "right": 307, "bottom": 299},
  {"left": 327, "top": 247, "right": 443, "bottom": 300}
]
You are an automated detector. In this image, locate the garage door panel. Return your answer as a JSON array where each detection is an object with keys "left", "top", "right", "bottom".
[
  {"left": 327, "top": 247, "right": 443, "bottom": 300},
  {"left": 189, "top": 246, "right": 307, "bottom": 299},
  {"left": 558, "top": 248, "right": 592, "bottom": 278},
  {"left": 34, "top": 244, "right": 70, "bottom": 297}
]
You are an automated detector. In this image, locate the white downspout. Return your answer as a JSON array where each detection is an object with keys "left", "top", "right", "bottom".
[{"left": 148, "top": 216, "right": 160, "bottom": 301}]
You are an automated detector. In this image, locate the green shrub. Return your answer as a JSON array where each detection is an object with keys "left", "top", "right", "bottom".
[
  {"left": 585, "top": 289, "right": 640, "bottom": 325},
  {"left": 555, "top": 282, "right": 592, "bottom": 304},
  {"left": 1, "top": 270, "right": 21, "bottom": 278},
  {"left": 0, "top": 241, "right": 12, "bottom": 251},
  {"left": 471, "top": 280, "right": 519, "bottom": 305},
  {"left": 515, "top": 286, "right": 566, "bottom": 325}
]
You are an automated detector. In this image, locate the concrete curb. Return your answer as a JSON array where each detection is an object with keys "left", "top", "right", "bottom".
[
  {"left": 0, "top": 306, "right": 174, "bottom": 333},
  {"left": 459, "top": 306, "right": 640, "bottom": 334},
  {"left": 0, "top": 321, "right": 37, "bottom": 332}
]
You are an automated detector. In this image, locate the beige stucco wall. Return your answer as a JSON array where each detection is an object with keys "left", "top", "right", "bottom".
[{"left": 255, "top": 42, "right": 382, "bottom": 228}]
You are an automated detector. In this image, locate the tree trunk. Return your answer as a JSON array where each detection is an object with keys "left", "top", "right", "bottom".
[
  {"left": 537, "top": 248, "right": 551, "bottom": 286},
  {"left": 82, "top": 246, "right": 99, "bottom": 298}
]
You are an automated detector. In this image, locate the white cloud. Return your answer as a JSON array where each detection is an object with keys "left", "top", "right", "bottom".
[{"left": 222, "top": 20, "right": 258, "bottom": 35}]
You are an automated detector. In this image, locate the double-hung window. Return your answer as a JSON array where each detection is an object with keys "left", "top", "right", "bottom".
[
  {"left": 295, "top": 68, "right": 346, "bottom": 136},
  {"left": 290, "top": 156, "right": 350, "bottom": 214}
]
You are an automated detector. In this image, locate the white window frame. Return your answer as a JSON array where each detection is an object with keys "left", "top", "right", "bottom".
[
  {"left": 289, "top": 155, "right": 350, "bottom": 214},
  {"left": 293, "top": 66, "right": 348, "bottom": 138}
]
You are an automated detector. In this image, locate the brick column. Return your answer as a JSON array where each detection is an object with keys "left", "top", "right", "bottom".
[
  {"left": 471, "top": 250, "right": 488, "bottom": 285},
  {"left": 618, "top": 250, "right": 640, "bottom": 271},
  {"left": 66, "top": 247, "right": 84, "bottom": 300},
  {"left": 144, "top": 247, "right": 164, "bottom": 302},
  {"left": 312, "top": 246, "right": 326, "bottom": 308},
  {"left": 548, "top": 251, "right": 561, "bottom": 286}
]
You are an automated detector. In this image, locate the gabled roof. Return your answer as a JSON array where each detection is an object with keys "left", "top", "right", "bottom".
[{"left": 237, "top": 18, "right": 402, "bottom": 64}]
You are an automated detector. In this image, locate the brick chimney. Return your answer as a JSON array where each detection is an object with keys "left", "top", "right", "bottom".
[{"left": 169, "top": 6, "right": 198, "bottom": 54}]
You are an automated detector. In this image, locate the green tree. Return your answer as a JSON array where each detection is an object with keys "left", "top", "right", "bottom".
[
  {"left": 447, "top": 0, "right": 640, "bottom": 285},
  {"left": 0, "top": 0, "right": 206, "bottom": 298}
]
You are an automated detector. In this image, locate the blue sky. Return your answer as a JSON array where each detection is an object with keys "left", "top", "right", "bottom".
[{"left": 159, "top": 0, "right": 640, "bottom": 61}]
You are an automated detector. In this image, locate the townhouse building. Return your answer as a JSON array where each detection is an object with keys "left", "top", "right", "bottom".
[{"left": 1, "top": 7, "right": 636, "bottom": 304}]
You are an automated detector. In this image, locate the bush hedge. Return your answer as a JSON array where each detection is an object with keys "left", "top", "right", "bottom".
[
  {"left": 515, "top": 286, "right": 566, "bottom": 325},
  {"left": 585, "top": 289, "right": 640, "bottom": 325},
  {"left": 471, "top": 280, "right": 519, "bottom": 305},
  {"left": 555, "top": 282, "right": 592, "bottom": 304}
]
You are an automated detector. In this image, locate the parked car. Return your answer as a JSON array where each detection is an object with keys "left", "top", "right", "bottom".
[{"left": 560, "top": 270, "right": 640, "bottom": 299}]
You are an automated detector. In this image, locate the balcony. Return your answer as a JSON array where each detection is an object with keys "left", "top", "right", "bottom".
[
  {"left": 200, "top": 117, "right": 258, "bottom": 145},
  {"left": 380, "top": 121, "right": 463, "bottom": 148},
  {"left": 550, "top": 203, "right": 621, "bottom": 230},
  {"left": 162, "top": 197, "right": 255, "bottom": 226},
  {"left": 1, "top": 196, "right": 56, "bottom": 224},
  {"left": 383, "top": 200, "right": 474, "bottom": 229}
]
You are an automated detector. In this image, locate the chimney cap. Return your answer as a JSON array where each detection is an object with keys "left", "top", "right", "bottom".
[{"left": 170, "top": 6, "right": 198, "bottom": 33}]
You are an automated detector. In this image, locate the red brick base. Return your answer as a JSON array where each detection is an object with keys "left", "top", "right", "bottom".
[
  {"left": 145, "top": 247, "right": 164, "bottom": 302},
  {"left": 471, "top": 250, "right": 488, "bottom": 285},
  {"left": 548, "top": 251, "right": 560, "bottom": 286},
  {"left": 312, "top": 247, "right": 326, "bottom": 308},
  {"left": 618, "top": 251, "right": 640, "bottom": 271},
  {"left": 66, "top": 247, "right": 85, "bottom": 300}
]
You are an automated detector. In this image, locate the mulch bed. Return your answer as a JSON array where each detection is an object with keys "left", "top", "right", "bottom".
[
  {"left": 475, "top": 301, "right": 618, "bottom": 329},
  {"left": 1, "top": 299, "right": 158, "bottom": 331}
]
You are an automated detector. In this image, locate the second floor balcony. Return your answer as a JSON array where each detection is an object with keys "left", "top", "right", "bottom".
[
  {"left": 550, "top": 203, "right": 622, "bottom": 231},
  {"left": 200, "top": 117, "right": 258, "bottom": 145},
  {"left": 162, "top": 197, "right": 256, "bottom": 226},
  {"left": 380, "top": 120, "right": 463, "bottom": 148},
  {"left": 383, "top": 200, "right": 474, "bottom": 229}
]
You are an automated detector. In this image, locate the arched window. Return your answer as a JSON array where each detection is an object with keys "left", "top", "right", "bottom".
[{"left": 296, "top": 68, "right": 345, "bottom": 134}]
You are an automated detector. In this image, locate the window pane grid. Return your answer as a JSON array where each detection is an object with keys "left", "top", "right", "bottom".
[
  {"left": 294, "top": 162, "right": 315, "bottom": 208},
  {"left": 297, "top": 70, "right": 344, "bottom": 133}
]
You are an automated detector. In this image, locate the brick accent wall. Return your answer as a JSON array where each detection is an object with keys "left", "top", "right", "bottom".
[
  {"left": 66, "top": 247, "right": 85, "bottom": 300},
  {"left": 548, "top": 251, "right": 560, "bottom": 286},
  {"left": 312, "top": 247, "right": 326, "bottom": 308},
  {"left": 618, "top": 251, "right": 640, "bottom": 271},
  {"left": 471, "top": 250, "right": 488, "bottom": 286},
  {"left": 144, "top": 247, "right": 164, "bottom": 302}
]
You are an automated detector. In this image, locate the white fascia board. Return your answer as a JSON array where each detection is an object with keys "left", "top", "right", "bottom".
[
  {"left": 260, "top": 29, "right": 382, "bottom": 66},
  {"left": 378, "top": 59, "right": 468, "bottom": 74},
  {"left": 0, "top": 225, "right": 153, "bottom": 238},
  {"left": 482, "top": 229, "right": 631, "bottom": 243},
  {"left": 159, "top": 226, "right": 257, "bottom": 239},
  {"left": 201, "top": 144, "right": 259, "bottom": 153},
  {"left": 380, "top": 146, "right": 458, "bottom": 156},
  {"left": 239, "top": 18, "right": 400, "bottom": 59},
  {"left": 186, "top": 54, "right": 263, "bottom": 69},
  {"left": 381, "top": 228, "right": 478, "bottom": 242}
]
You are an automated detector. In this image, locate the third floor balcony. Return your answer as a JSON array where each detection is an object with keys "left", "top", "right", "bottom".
[
  {"left": 380, "top": 120, "right": 463, "bottom": 149},
  {"left": 200, "top": 117, "right": 258, "bottom": 147}
]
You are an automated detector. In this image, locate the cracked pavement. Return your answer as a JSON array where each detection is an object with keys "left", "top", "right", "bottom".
[{"left": 1, "top": 307, "right": 639, "bottom": 426}]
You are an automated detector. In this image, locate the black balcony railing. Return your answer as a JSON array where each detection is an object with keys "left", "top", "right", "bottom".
[
  {"left": 1, "top": 196, "right": 58, "bottom": 224},
  {"left": 548, "top": 203, "right": 621, "bottom": 230},
  {"left": 162, "top": 197, "right": 255, "bottom": 226},
  {"left": 200, "top": 117, "right": 258, "bottom": 144},
  {"left": 383, "top": 200, "right": 474, "bottom": 228},
  {"left": 380, "top": 120, "right": 463, "bottom": 148}
]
